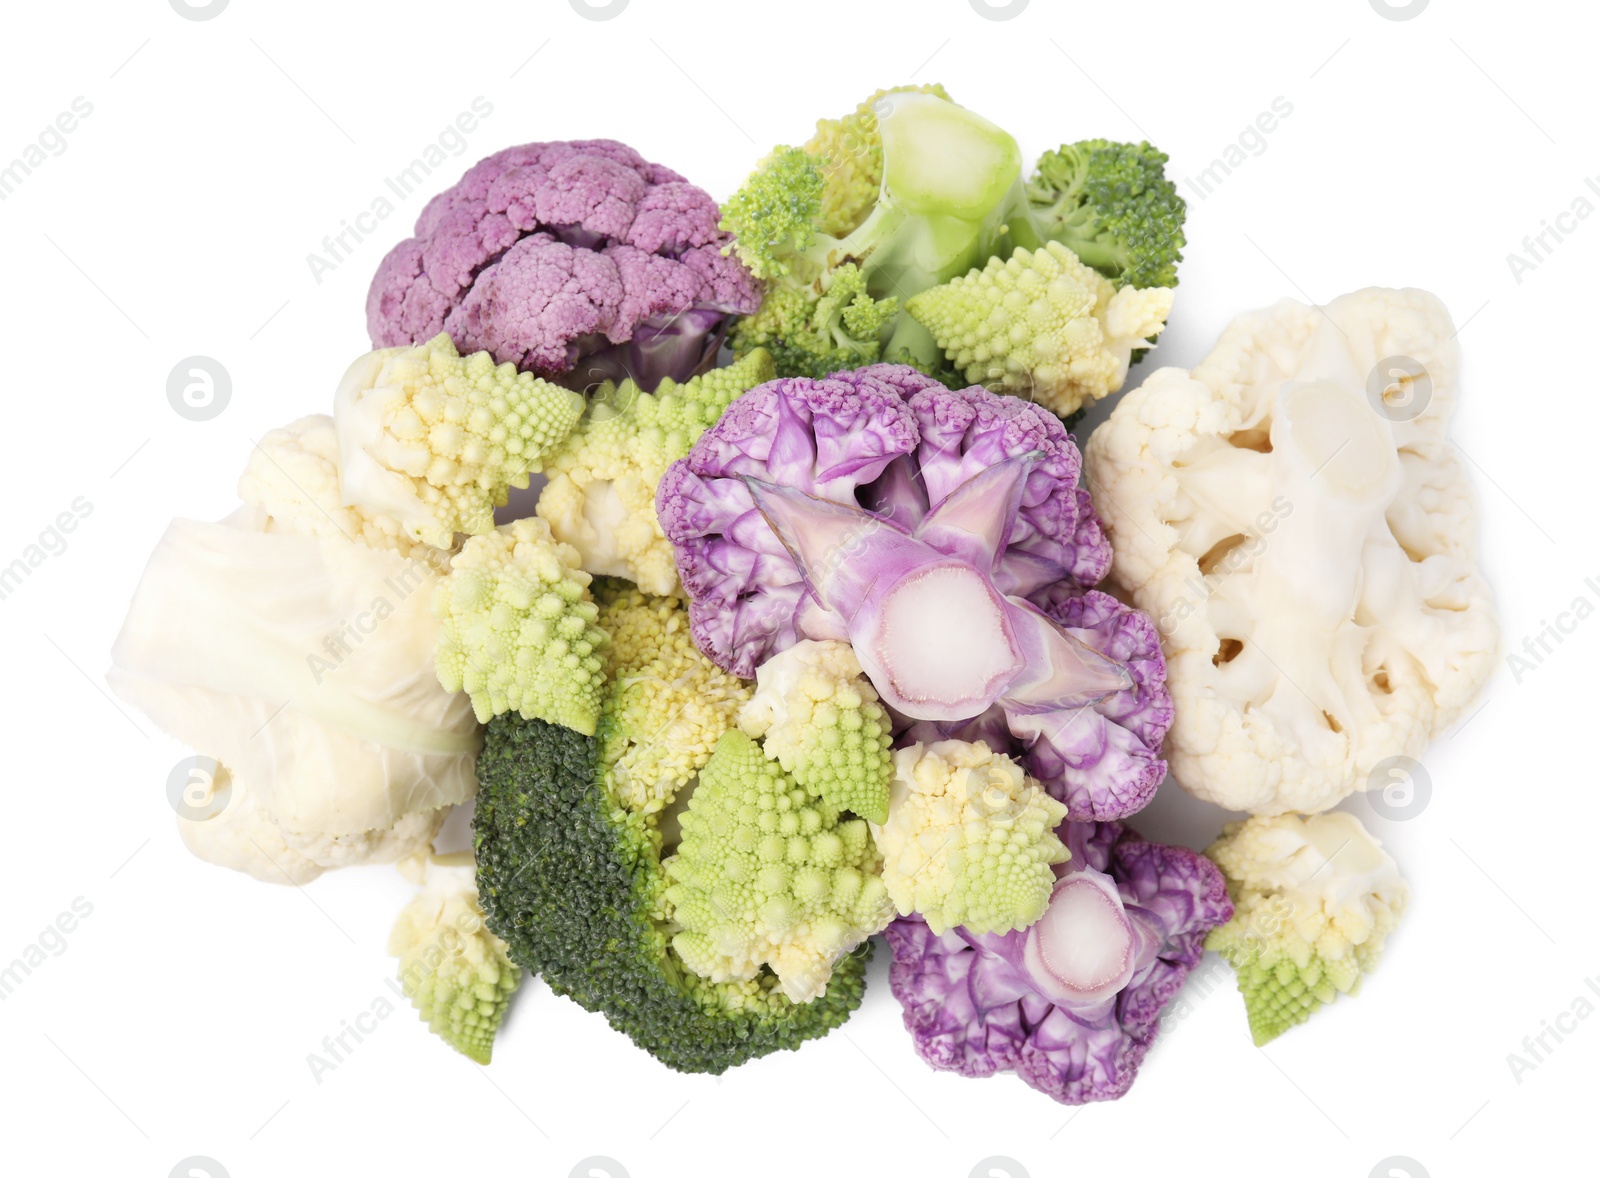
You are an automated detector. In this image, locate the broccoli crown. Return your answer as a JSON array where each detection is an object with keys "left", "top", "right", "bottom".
[
  {"left": 1026, "top": 140, "right": 1187, "bottom": 289},
  {"left": 473, "top": 716, "right": 871, "bottom": 1075},
  {"left": 730, "top": 264, "right": 897, "bottom": 381}
]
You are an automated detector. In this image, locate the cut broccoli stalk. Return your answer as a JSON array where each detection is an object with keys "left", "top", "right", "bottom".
[{"left": 473, "top": 714, "right": 871, "bottom": 1074}]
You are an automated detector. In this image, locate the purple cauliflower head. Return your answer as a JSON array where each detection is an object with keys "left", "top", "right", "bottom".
[
  {"left": 367, "top": 140, "right": 761, "bottom": 392},
  {"left": 884, "top": 821, "right": 1232, "bottom": 1105}
]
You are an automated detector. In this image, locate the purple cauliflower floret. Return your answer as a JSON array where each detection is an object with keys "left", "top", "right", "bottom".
[
  {"left": 367, "top": 140, "right": 761, "bottom": 392},
  {"left": 657, "top": 367, "right": 926, "bottom": 676},
  {"left": 884, "top": 821, "right": 1232, "bottom": 1105}
]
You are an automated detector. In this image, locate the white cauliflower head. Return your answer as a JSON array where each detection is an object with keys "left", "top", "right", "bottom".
[{"left": 1085, "top": 287, "right": 1499, "bottom": 814}]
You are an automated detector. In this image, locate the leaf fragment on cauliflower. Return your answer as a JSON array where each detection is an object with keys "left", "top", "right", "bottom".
[
  {"left": 1084, "top": 286, "right": 1500, "bottom": 814},
  {"left": 1205, "top": 811, "right": 1409, "bottom": 1045}
]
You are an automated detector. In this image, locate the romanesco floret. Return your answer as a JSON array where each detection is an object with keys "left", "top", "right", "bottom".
[
  {"left": 738, "top": 640, "right": 893, "bottom": 824},
  {"left": 535, "top": 349, "right": 775, "bottom": 594},
  {"left": 906, "top": 241, "right": 1175, "bottom": 419},
  {"left": 238, "top": 414, "right": 450, "bottom": 570},
  {"left": 389, "top": 854, "right": 520, "bottom": 1064},
  {"left": 335, "top": 332, "right": 584, "bottom": 548},
  {"left": 1205, "top": 811, "right": 1409, "bottom": 1046},
  {"left": 596, "top": 585, "right": 753, "bottom": 814},
  {"left": 433, "top": 518, "right": 607, "bottom": 734},
  {"left": 871, "top": 740, "right": 1070, "bottom": 935},
  {"left": 663, "top": 730, "right": 893, "bottom": 1003}
]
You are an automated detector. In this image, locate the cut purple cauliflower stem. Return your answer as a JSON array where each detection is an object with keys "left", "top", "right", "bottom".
[
  {"left": 659, "top": 364, "right": 1171, "bottom": 820},
  {"left": 884, "top": 821, "right": 1232, "bottom": 1105},
  {"left": 367, "top": 140, "right": 761, "bottom": 392}
]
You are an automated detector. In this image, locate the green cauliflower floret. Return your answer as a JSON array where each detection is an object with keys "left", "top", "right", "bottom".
[
  {"left": 433, "top": 517, "right": 607, "bottom": 734},
  {"left": 334, "top": 332, "right": 584, "bottom": 549},
  {"left": 535, "top": 349, "right": 775, "bottom": 594},
  {"left": 663, "top": 730, "right": 892, "bottom": 1003},
  {"left": 388, "top": 853, "right": 521, "bottom": 1064},
  {"left": 906, "top": 241, "right": 1174, "bottom": 419},
  {"left": 870, "top": 740, "right": 1069, "bottom": 935},
  {"left": 1026, "top": 139, "right": 1187, "bottom": 289},
  {"left": 595, "top": 583, "right": 753, "bottom": 814},
  {"left": 474, "top": 599, "right": 873, "bottom": 1073},
  {"left": 729, "top": 265, "right": 898, "bottom": 380},
  {"left": 1205, "top": 811, "right": 1409, "bottom": 1046},
  {"left": 737, "top": 640, "right": 893, "bottom": 824}
]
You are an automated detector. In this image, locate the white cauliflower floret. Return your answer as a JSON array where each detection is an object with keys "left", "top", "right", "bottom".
[{"left": 1085, "top": 287, "right": 1499, "bottom": 815}]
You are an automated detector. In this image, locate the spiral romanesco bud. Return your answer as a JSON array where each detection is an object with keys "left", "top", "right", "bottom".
[
  {"left": 388, "top": 855, "right": 520, "bottom": 1064},
  {"left": 870, "top": 740, "right": 1070, "bottom": 935},
  {"left": 336, "top": 332, "right": 584, "bottom": 548},
  {"left": 906, "top": 241, "right": 1174, "bottom": 418},
  {"left": 433, "top": 518, "right": 607, "bottom": 734},
  {"left": 1205, "top": 811, "right": 1409, "bottom": 1046},
  {"left": 663, "top": 730, "right": 892, "bottom": 1003},
  {"left": 738, "top": 640, "right": 893, "bottom": 824}
]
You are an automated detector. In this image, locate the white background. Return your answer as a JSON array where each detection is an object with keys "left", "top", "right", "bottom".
[{"left": 0, "top": 1, "right": 1591, "bottom": 1175}]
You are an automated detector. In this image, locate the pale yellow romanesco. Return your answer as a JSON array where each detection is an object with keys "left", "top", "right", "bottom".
[
  {"left": 871, "top": 740, "right": 1070, "bottom": 935},
  {"left": 595, "top": 585, "right": 753, "bottom": 814},
  {"left": 535, "top": 349, "right": 774, "bottom": 594},
  {"left": 1205, "top": 811, "right": 1409, "bottom": 1045},
  {"left": 433, "top": 518, "right": 607, "bottom": 734},
  {"left": 335, "top": 332, "right": 584, "bottom": 549}
]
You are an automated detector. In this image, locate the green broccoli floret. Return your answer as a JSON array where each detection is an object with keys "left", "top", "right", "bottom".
[
  {"left": 433, "top": 517, "right": 608, "bottom": 733},
  {"left": 388, "top": 853, "right": 520, "bottom": 1064},
  {"left": 1026, "top": 140, "right": 1187, "bottom": 290},
  {"left": 723, "top": 89, "right": 1027, "bottom": 378},
  {"left": 663, "top": 730, "right": 892, "bottom": 1003},
  {"left": 473, "top": 596, "right": 872, "bottom": 1075}
]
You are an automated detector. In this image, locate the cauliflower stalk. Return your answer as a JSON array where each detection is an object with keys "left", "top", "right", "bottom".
[
  {"left": 535, "top": 347, "right": 775, "bottom": 595},
  {"left": 738, "top": 640, "right": 894, "bottom": 824},
  {"left": 906, "top": 241, "right": 1174, "bottom": 419},
  {"left": 335, "top": 332, "right": 584, "bottom": 549},
  {"left": 1205, "top": 811, "right": 1408, "bottom": 1045},
  {"left": 596, "top": 584, "right": 753, "bottom": 814},
  {"left": 1085, "top": 287, "right": 1500, "bottom": 814},
  {"left": 433, "top": 518, "right": 608, "bottom": 734},
  {"left": 389, "top": 853, "right": 521, "bottom": 1064},
  {"left": 663, "top": 731, "right": 893, "bottom": 1003},
  {"left": 871, "top": 741, "right": 1069, "bottom": 935}
]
